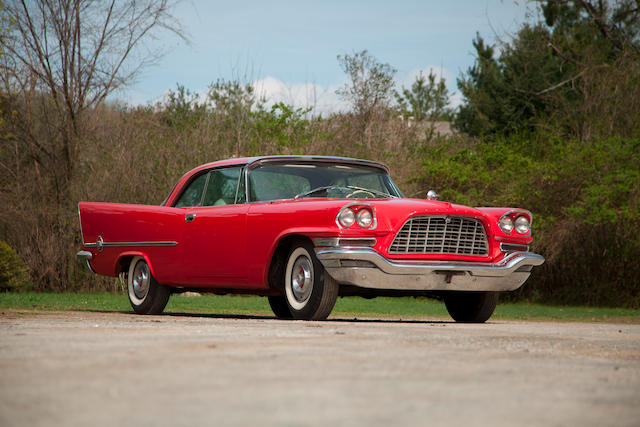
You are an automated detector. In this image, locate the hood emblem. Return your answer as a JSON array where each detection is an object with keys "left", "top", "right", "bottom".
[{"left": 445, "top": 217, "right": 451, "bottom": 224}]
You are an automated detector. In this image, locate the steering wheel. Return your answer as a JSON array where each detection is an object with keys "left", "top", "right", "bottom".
[{"left": 346, "top": 189, "right": 375, "bottom": 198}]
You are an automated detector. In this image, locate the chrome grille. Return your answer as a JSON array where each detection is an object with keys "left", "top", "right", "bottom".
[{"left": 389, "top": 216, "right": 488, "bottom": 256}]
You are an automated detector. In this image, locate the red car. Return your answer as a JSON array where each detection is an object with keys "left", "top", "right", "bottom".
[{"left": 77, "top": 155, "right": 544, "bottom": 322}]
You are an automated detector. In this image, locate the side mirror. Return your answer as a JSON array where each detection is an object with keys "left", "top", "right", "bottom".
[{"left": 426, "top": 190, "right": 440, "bottom": 201}]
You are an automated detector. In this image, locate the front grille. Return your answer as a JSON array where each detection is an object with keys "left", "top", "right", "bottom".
[{"left": 389, "top": 216, "right": 489, "bottom": 256}]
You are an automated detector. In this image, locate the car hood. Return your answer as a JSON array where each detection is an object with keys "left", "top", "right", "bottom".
[{"left": 364, "top": 198, "right": 488, "bottom": 232}]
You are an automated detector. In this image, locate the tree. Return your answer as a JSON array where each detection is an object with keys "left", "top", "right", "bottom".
[
  {"left": 0, "top": 0, "right": 185, "bottom": 290},
  {"left": 0, "top": 0, "right": 185, "bottom": 197},
  {"left": 207, "top": 78, "right": 265, "bottom": 156},
  {"left": 395, "top": 70, "right": 451, "bottom": 122},
  {"left": 455, "top": 0, "right": 640, "bottom": 139},
  {"left": 336, "top": 50, "right": 396, "bottom": 124}
]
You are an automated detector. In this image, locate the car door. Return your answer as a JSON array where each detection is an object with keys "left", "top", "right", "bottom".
[{"left": 177, "top": 166, "right": 248, "bottom": 285}]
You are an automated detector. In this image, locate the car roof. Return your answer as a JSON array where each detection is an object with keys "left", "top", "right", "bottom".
[
  {"left": 188, "top": 155, "right": 390, "bottom": 175},
  {"left": 163, "top": 155, "right": 390, "bottom": 206}
]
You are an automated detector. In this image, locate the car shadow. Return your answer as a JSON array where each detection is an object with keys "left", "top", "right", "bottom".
[
  {"left": 81, "top": 309, "right": 453, "bottom": 324},
  {"left": 162, "top": 311, "right": 454, "bottom": 324}
]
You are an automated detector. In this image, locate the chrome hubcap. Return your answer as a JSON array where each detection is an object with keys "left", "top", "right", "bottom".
[
  {"left": 132, "top": 262, "right": 150, "bottom": 300},
  {"left": 291, "top": 256, "right": 313, "bottom": 303}
]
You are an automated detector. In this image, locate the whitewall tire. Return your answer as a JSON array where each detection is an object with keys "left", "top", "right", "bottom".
[{"left": 127, "top": 256, "right": 171, "bottom": 315}]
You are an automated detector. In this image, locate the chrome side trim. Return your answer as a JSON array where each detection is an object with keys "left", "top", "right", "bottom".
[
  {"left": 76, "top": 251, "right": 95, "bottom": 274},
  {"left": 83, "top": 241, "right": 178, "bottom": 248},
  {"left": 313, "top": 237, "right": 377, "bottom": 247},
  {"left": 315, "top": 248, "right": 545, "bottom": 292},
  {"left": 500, "top": 243, "right": 530, "bottom": 253}
]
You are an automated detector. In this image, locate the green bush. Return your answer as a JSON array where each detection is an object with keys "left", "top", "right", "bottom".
[
  {"left": 0, "top": 241, "right": 32, "bottom": 292},
  {"left": 415, "top": 133, "right": 640, "bottom": 308}
]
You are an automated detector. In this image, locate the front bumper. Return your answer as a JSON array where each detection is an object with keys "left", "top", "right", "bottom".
[{"left": 315, "top": 248, "right": 545, "bottom": 292}]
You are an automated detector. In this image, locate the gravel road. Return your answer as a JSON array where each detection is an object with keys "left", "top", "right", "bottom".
[{"left": 0, "top": 310, "right": 638, "bottom": 427}]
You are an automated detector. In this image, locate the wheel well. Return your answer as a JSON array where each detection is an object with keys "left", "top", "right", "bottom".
[
  {"left": 267, "top": 234, "right": 311, "bottom": 292},
  {"left": 116, "top": 255, "right": 134, "bottom": 277}
]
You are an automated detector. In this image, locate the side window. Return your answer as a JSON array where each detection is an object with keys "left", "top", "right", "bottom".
[
  {"left": 174, "top": 173, "right": 208, "bottom": 207},
  {"left": 202, "top": 167, "right": 243, "bottom": 206}
]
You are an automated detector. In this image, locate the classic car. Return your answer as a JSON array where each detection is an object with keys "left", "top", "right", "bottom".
[{"left": 77, "top": 155, "right": 544, "bottom": 322}]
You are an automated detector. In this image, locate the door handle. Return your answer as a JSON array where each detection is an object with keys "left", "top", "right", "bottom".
[{"left": 185, "top": 213, "right": 196, "bottom": 223}]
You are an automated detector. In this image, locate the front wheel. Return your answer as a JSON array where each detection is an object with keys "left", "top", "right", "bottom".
[
  {"left": 127, "top": 256, "right": 171, "bottom": 315},
  {"left": 267, "top": 295, "right": 292, "bottom": 319},
  {"left": 444, "top": 291, "right": 499, "bottom": 323},
  {"left": 284, "top": 241, "right": 339, "bottom": 320}
]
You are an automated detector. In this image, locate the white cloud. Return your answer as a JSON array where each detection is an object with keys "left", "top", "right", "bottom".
[
  {"left": 146, "top": 67, "right": 464, "bottom": 116},
  {"left": 449, "top": 91, "right": 464, "bottom": 110},
  {"left": 252, "top": 67, "right": 463, "bottom": 116},
  {"left": 252, "top": 77, "right": 349, "bottom": 116}
]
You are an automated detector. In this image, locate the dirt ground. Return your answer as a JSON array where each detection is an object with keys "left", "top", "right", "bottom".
[{"left": 0, "top": 310, "right": 638, "bottom": 427}]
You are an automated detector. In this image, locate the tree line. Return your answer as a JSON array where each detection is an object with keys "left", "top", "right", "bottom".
[{"left": 0, "top": 0, "right": 638, "bottom": 307}]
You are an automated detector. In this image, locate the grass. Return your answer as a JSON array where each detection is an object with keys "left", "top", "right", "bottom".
[{"left": 1, "top": 292, "right": 639, "bottom": 323}]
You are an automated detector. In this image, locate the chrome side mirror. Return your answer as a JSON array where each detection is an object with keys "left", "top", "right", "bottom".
[{"left": 426, "top": 190, "right": 440, "bottom": 201}]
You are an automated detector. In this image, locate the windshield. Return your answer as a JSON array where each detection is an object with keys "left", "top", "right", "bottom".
[{"left": 248, "top": 162, "right": 404, "bottom": 202}]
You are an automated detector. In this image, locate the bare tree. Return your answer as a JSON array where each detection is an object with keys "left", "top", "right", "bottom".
[
  {"left": 0, "top": 0, "right": 185, "bottom": 197},
  {"left": 336, "top": 50, "right": 396, "bottom": 138}
]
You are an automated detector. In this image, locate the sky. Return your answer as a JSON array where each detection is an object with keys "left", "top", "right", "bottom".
[{"left": 122, "top": 0, "right": 537, "bottom": 114}]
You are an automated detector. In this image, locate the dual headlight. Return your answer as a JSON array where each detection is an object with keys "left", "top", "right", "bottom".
[
  {"left": 499, "top": 214, "right": 530, "bottom": 235},
  {"left": 337, "top": 206, "right": 374, "bottom": 228}
]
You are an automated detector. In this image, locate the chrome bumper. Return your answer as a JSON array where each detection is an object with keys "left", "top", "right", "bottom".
[
  {"left": 76, "top": 251, "right": 95, "bottom": 274},
  {"left": 314, "top": 249, "right": 545, "bottom": 292}
]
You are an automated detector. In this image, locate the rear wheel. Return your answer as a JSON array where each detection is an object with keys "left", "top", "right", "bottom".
[
  {"left": 284, "top": 241, "right": 338, "bottom": 320},
  {"left": 127, "top": 256, "right": 171, "bottom": 315},
  {"left": 444, "top": 291, "right": 499, "bottom": 323}
]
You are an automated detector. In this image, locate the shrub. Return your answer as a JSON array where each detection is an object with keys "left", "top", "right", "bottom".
[{"left": 0, "top": 241, "right": 32, "bottom": 292}]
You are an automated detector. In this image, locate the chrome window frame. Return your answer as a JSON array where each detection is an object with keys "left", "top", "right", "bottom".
[{"left": 244, "top": 158, "right": 399, "bottom": 203}]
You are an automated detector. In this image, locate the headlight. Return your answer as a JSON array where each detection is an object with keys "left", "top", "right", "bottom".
[
  {"left": 499, "top": 216, "right": 514, "bottom": 234},
  {"left": 356, "top": 209, "right": 373, "bottom": 228},
  {"left": 515, "top": 216, "right": 530, "bottom": 234},
  {"left": 338, "top": 208, "right": 355, "bottom": 227}
]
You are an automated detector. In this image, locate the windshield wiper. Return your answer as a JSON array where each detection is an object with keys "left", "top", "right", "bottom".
[
  {"left": 344, "top": 185, "right": 395, "bottom": 198},
  {"left": 294, "top": 185, "right": 342, "bottom": 199},
  {"left": 294, "top": 185, "right": 395, "bottom": 199}
]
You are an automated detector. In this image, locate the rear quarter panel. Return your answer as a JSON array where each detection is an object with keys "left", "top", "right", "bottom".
[{"left": 78, "top": 202, "right": 184, "bottom": 281}]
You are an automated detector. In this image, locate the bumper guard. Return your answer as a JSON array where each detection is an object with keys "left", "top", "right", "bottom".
[{"left": 76, "top": 251, "right": 95, "bottom": 274}]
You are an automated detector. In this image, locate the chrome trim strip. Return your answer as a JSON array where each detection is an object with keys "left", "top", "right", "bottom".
[
  {"left": 313, "top": 237, "right": 377, "bottom": 247},
  {"left": 315, "top": 248, "right": 545, "bottom": 292},
  {"left": 199, "top": 171, "right": 212, "bottom": 206},
  {"left": 83, "top": 241, "right": 178, "bottom": 248},
  {"left": 500, "top": 243, "right": 530, "bottom": 252},
  {"left": 76, "top": 251, "right": 95, "bottom": 274},
  {"left": 77, "top": 204, "right": 85, "bottom": 245}
]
